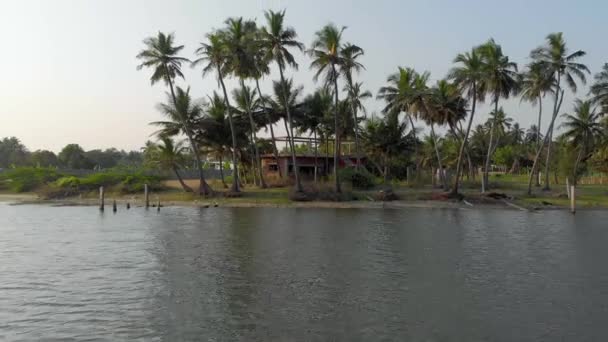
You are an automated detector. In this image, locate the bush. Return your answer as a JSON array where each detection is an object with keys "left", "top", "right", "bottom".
[
  {"left": 0, "top": 167, "right": 63, "bottom": 192},
  {"left": 55, "top": 176, "right": 80, "bottom": 188},
  {"left": 288, "top": 183, "right": 354, "bottom": 202},
  {"left": 338, "top": 168, "right": 375, "bottom": 189}
]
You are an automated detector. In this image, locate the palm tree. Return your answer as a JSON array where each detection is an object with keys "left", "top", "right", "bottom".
[
  {"left": 299, "top": 89, "right": 333, "bottom": 182},
  {"left": 486, "top": 107, "right": 513, "bottom": 154},
  {"left": 232, "top": 84, "right": 266, "bottom": 187},
  {"left": 527, "top": 32, "right": 589, "bottom": 194},
  {"left": 479, "top": 39, "right": 519, "bottom": 192},
  {"left": 448, "top": 46, "right": 487, "bottom": 195},
  {"left": 377, "top": 67, "right": 421, "bottom": 172},
  {"left": 344, "top": 81, "right": 371, "bottom": 168},
  {"left": 136, "top": 32, "right": 212, "bottom": 196},
  {"left": 220, "top": 17, "right": 267, "bottom": 188},
  {"left": 560, "top": 99, "right": 604, "bottom": 184},
  {"left": 309, "top": 23, "right": 347, "bottom": 193},
  {"left": 340, "top": 43, "right": 366, "bottom": 169},
  {"left": 193, "top": 32, "right": 241, "bottom": 192},
  {"left": 148, "top": 137, "right": 193, "bottom": 192},
  {"left": 590, "top": 63, "right": 608, "bottom": 115},
  {"left": 259, "top": 9, "right": 305, "bottom": 192},
  {"left": 520, "top": 62, "right": 553, "bottom": 186}
]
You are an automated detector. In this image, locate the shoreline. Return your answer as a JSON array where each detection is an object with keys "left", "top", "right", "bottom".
[{"left": 0, "top": 193, "right": 597, "bottom": 211}]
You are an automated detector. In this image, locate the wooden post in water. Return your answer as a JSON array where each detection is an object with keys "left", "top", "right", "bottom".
[
  {"left": 99, "top": 186, "right": 105, "bottom": 211},
  {"left": 157, "top": 197, "right": 161, "bottom": 212},
  {"left": 144, "top": 184, "right": 150, "bottom": 208},
  {"left": 126, "top": 202, "right": 130, "bottom": 210},
  {"left": 112, "top": 199, "right": 117, "bottom": 213},
  {"left": 570, "top": 185, "right": 576, "bottom": 215}
]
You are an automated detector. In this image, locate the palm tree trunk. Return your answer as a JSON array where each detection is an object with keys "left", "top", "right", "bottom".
[
  {"left": 325, "top": 134, "right": 329, "bottom": 178},
  {"left": 277, "top": 65, "right": 302, "bottom": 192},
  {"left": 217, "top": 66, "right": 240, "bottom": 192},
  {"left": 430, "top": 123, "right": 448, "bottom": 190},
  {"left": 543, "top": 73, "right": 562, "bottom": 191},
  {"left": 219, "top": 154, "right": 227, "bottom": 188},
  {"left": 451, "top": 83, "right": 477, "bottom": 195},
  {"left": 572, "top": 147, "right": 584, "bottom": 186},
  {"left": 407, "top": 114, "right": 418, "bottom": 177},
  {"left": 166, "top": 74, "right": 212, "bottom": 196},
  {"left": 241, "top": 79, "right": 266, "bottom": 188},
  {"left": 535, "top": 96, "right": 543, "bottom": 186},
  {"left": 314, "top": 130, "right": 319, "bottom": 183},
  {"left": 173, "top": 166, "right": 193, "bottom": 192},
  {"left": 350, "top": 101, "right": 361, "bottom": 169},
  {"left": 483, "top": 97, "right": 499, "bottom": 193},
  {"left": 331, "top": 64, "right": 342, "bottom": 193},
  {"left": 527, "top": 87, "right": 564, "bottom": 195},
  {"left": 255, "top": 78, "right": 282, "bottom": 178}
]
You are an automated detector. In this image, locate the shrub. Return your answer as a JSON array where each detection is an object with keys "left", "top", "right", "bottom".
[
  {"left": 0, "top": 167, "right": 63, "bottom": 192},
  {"left": 55, "top": 176, "right": 80, "bottom": 188},
  {"left": 338, "top": 168, "right": 375, "bottom": 189}
]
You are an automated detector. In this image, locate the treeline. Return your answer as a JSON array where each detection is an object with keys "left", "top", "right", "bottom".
[
  {"left": 0, "top": 137, "right": 143, "bottom": 170},
  {"left": 136, "top": 8, "right": 608, "bottom": 198}
]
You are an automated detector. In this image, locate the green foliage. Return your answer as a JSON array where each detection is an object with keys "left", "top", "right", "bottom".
[
  {"left": 339, "top": 167, "right": 375, "bottom": 189},
  {"left": 0, "top": 167, "right": 62, "bottom": 192},
  {"left": 55, "top": 176, "right": 80, "bottom": 188},
  {"left": 77, "top": 171, "right": 163, "bottom": 193}
]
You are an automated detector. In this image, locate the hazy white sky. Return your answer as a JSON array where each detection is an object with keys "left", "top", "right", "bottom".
[{"left": 1, "top": 0, "right": 607, "bottom": 152}]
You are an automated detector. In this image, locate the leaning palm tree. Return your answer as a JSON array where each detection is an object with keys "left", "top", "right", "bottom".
[
  {"left": 344, "top": 81, "right": 372, "bottom": 168},
  {"left": 340, "top": 43, "right": 366, "bottom": 169},
  {"left": 136, "top": 32, "right": 212, "bottom": 196},
  {"left": 152, "top": 87, "right": 212, "bottom": 194},
  {"left": 590, "top": 63, "right": 608, "bottom": 115},
  {"left": 149, "top": 137, "right": 193, "bottom": 193},
  {"left": 478, "top": 39, "right": 519, "bottom": 192},
  {"left": 309, "top": 23, "right": 346, "bottom": 193},
  {"left": 560, "top": 99, "right": 604, "bottom": 184},
  {"left": 192, "top": 32, "right": 241, "bottom": 192},
  {"left": 259, "top": 9, "right": 305, "bottom": 192},
  {"left": 448, "top": 46, "right": 487, "bottom": 195},
  {"left": 526, "top": 32, "right": 589, "bottom": 194}
]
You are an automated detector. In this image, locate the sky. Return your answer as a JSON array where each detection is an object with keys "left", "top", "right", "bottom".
[{"left": 1, "top": 0, "right": 607, "bottom": 152}]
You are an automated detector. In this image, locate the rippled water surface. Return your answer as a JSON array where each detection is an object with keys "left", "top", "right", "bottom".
[{"left": 1, "top": 203, "right": 608, "bottom": 341}]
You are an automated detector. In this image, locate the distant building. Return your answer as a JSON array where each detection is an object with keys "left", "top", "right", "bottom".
[{"left": 261, "top": 153, "right": 366, "bottom": 180}]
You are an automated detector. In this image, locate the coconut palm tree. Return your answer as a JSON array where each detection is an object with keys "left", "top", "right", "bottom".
[
  {"left": 299, "top": 89, "right": 333, "bottom": 182},
  {"left": 377, "top": 67, "right": 421, "bottom": 173},
  {"left": 309, "top": 23, "right": 347, "bottom": 193},
  {"left": 192, "top": 32, "right": 241, "bottom": 192},
  {"left": 149, "top": 87, "right": 213, "bottom": 195},
  {"left": 340, "top": 43, "right": 366, "bottom": 169},
  {"left": 527, "top": 32, "right": 589, "bottom": 194},
  {"left": 520, "top": 62, "right": 553, "bottom": 186},
  {"left": 136, "top": 32, "right": 212, "bottom": 196},
  {"left": 590, "top": 63, "right": 608, "bottom": 115},
  {"left": 560, "top": 99, "right": 604, "bottom": 184},
  {"left": 345, "top": 81, "right": 372, "bottom": 168},
  {"left": 232, "top": 84, "right": 267, "bottom": 187},
  {"left": 478, "top": 39, "right": 519, "bottom": 192},
  {"left": 259, "top": 9, "right": 305, "bottom": 192},
  {"left": 148, "top": 137, "right": 193, "bottom": 193},
  {"left": 448, "top": 46, "right": 487, "bottom": 195}
]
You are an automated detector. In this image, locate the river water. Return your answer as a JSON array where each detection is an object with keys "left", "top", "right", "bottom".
[{"left": 0, "top": 203, "right": 607, "bottom": 341}]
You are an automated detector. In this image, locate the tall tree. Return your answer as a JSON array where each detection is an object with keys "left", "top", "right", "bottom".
[
  {"left": 310, "top": 23, "right": 347, "bottom": 193},
  {"left": 136, "top": 32, "right": 212, "bottom": 195},
  {"left": 478, "top": 39, "right": 519, "bottom": 192},
  {"left": 299, "top": 89, "right": 333, "bottom": 182},
  {"left": 259, "top": 10, "right": 305, "bottom": 192},
  {"left": 340, "top": 43, "right": 366, "bottom": 169},
  {"left": 448, "top": 47, "right": 487, "bottom": 195},
  {"left": 222, "top": 17, "right": 267, "bottom": 188},
  {"left": 560, "top": 99, "right": 604, "bottom": 184},
  {"left": 193, "top": 32, "right": 241, "bottom": 192},
  {"left": 527, "top": 32, "right": 589, "bottom": 194},
  {"left": 520, "top": 62, "right": 553, "bottom": 186}
]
